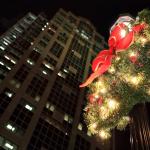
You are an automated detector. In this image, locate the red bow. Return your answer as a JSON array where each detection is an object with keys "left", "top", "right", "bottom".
[{"left": 80, "top": 23, "right": 145, "bottom": 88}]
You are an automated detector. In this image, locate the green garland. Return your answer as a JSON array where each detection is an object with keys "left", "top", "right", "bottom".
[{"left": 84, "top": 9, "right": 150, "bottom": 139}]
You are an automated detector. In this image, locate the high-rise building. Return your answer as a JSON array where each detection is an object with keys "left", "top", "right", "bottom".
[{"left": 0, "top": 9, "right": 109, "bottom": 150}]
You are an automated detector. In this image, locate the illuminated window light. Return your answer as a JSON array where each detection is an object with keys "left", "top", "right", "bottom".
[
  {"left": 64, "top": 114, "right": 69, "bottom": 121},
  {"left": 4, "top": 142, "right": 14, "bottom": 149},
  {"left": 5, "top": 91, "right": 13, "bottom": 98},
  {"left": 10, "top": 59, "right": 16, "bottom": 64},
  {"left": 0, "top": 46, "right": 5, "bottom": 50},
  {"left": 0, "top": 61, "right": 4, "bottom": 65},
  {"left": 46, "top": 22, "right": 49, "bottom": 25},
  {"left": 44, "top": 25, "right": 47, "bottom": 28},
  {"left": 25, "top": 104, "right": 33, "bottom": 111},
  {"left": 50, "top": 105, "right": 55, "bottom": 112},
  {"left": 4, "top": 38, "right": 11, "bottom": 44},
  {"left": 42, "top": 70, "right": 47, "bottom": 75},
  {"left": 44, "top": 63, "right": 54, "bottom": 70},
  {"left": 63, "top": 69, "right": 68, "bottom": 73},
  {"left": 58, "top": 72, "right": 66, "bottom": 78},
  {"left": 27, "top": 59, "right": 34, "bottom": 65},
  {"left": 12, "top": 35, "right": 17, "bottom": 38},
  {"left": 42, "top": 28, "right": 44, "bottom": 31},
  {"left": 3, "top": 41, "right": 9, "bottom": 45},
  {"left": 6, "top": 66, "right": 11, "bottom": 70},
  {"left": 78, "top": 123, "right": 83, "bottom": 130},
  {"left": 35, "top": 95, "right": 40, "bottom": 102},
  {"left": 6, "top": 124, "right": 16, "bottom": 132},
  {"left": 4, "top": 55, "right": 10, "bottom": 60},
  {"left": 46, "top": 102, "right": 50, "bottom": 109}
]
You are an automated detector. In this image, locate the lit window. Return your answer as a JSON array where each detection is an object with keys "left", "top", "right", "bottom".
[
  {"left": 42, "top": 70, "right": 47, "bottom": 75},
  {"left": 64, "top": 114, "right": 69, "bottom": 121},
  {"left": 4, "top": 142, "right": 14, "bottom": 150},
  {"left": 27, "top": 59, "right": 34, "bottom": 65},
  {"left": 5, "top": 91, "right": 13, "bottom": 98},
  {"left": 44, "top": 25, "right": 47, "bottom": 28},
  {"left": 6, "top": 123, "right": 16, "bottom": 132},
  {"left": 58, "top": 71, "right": 66, "bottom": 79},
  {"left": 4, "top": 55, "right": 10, "bottom": 60},
  {"left": 25, "top": 104, "right": 33, "bottom": 111},
  {"left": 50, "top": 105, "right": 55, "bottom": 112},
  {"left": 46, "top": 22, "right": 49, "bottom": 25},
  {"left": 43, "top": 61, "right": 54, "bottom": 70},
  {"left": 4, "top": 38, "right": 11, "bottom": 44},
  {"left": 0, "top": 46, "right": 5, "bottom": 51},
  {"left": 42, "top": 28, "right": 44, "bottom": 31},
  {"left": 0, "top": 61, "right": 4, "bottom": 65},
  {"left": 78, "top": 123, "right": 83, "bottom": 130},
  {"left": 3, "top": 41, "right": 9, "bottom": 46},
  {"left": 6, "top": 66, "right": 11, "bottom": 70},
  {"left": 10, "top": 59, "right": 16, "bottom": 64},
  {"left": 12, "top": 35, "right": 17, "bottom": 38},
  {"left": 46, "top": 102, "right": 50, "bottom": 109},
  {"left": 63, "top": 69, "right": 68, "bottom": 73}
]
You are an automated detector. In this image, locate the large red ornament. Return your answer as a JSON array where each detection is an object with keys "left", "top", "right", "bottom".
[{"left": 80, "top": 16, "right": 145, "bottom": 88}]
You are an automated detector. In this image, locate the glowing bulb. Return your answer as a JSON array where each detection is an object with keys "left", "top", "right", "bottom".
[
  {"left": 120, "top": 29, "right": 126, "bottom": 38},
  {"left": 108, "top": 66, "right": 115, "bottom": 74},
  {"left": 147, "top": 88, "right": 150, "bottom": 95},
  {"left": 115, "top": 56, "right": 120, "bottom": 61},
  {"left": 129, "top": 51, "right": 137, "bottom": 57},
  {"left": 100, "top": 88, "right": 107, "bottom": 94},
  {"left": 141, "top": 37, "right": 147, "bottom": 45},
  {"left": 100, "top": 106, "right": 110, "bottom": 119},
  {"left": 99, "top": 130, "right": 111, "bottom": 139},
  {"left": 107, "top": 99, "right": 119, "bottom": 110}
]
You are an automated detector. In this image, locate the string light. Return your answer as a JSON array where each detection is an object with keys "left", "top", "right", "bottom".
[
  {"left": 107, "top": 99, "right": 119, "bottom": 110},
  {"left": 100, "top": 106, "right": 110, "bottom": 120},
  {"left": 108, "top": 66, "right": 116, "bottom": 74},
  {"left": 99, "top": 130, "right": 111, "bottom": 139}
]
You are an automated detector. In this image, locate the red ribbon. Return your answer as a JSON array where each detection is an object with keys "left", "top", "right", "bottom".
[{"left": 80, "top": 23, "right": 145, "bottom": 88}]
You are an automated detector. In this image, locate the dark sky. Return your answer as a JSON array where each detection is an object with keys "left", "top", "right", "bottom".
[{"left": 0, "top": 0, "right": 150, "bottom": 39}]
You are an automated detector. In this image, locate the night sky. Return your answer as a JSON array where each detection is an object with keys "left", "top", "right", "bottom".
[{"left": 0, "top": 0, "right": 150, "bottom": 39}]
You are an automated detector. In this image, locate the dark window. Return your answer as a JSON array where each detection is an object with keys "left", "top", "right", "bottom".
[
  {"left": 57, "top": 32, "right": 68, "bottom": 44},
  {"left": 29, "top": 50, "right": 41, "bottom": 62},
  {"left": 26, "top": 74, "right": 48, "bottom": 100},
  {"left": 49, "top": 42, "right": 63, "bottom": 57},
  {"left": 27, "top": 118, "right": 69, "bottom": 150},
  {"left": 14, "top": 64, "right": 30, "bottom": 83},
  {"left": 9, "top": 100, "right": 34, "bottom": 133},
  {"left": 74, "top": 135, "right": 91, "bottom": 150},
  {"left": 38, "top": 40, "right": 47, "bottom": 48}
]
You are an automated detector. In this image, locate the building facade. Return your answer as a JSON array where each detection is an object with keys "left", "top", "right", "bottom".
[{"left": 0, "top": 9, "right": 109, "bottom": 150}]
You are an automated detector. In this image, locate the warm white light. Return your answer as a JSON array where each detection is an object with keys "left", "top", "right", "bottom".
[
  {"left": 99, "top": 130, "right": 111, "bottom": 139},
  {"left": 115, "top": 56, "right": 120, "bottom": 61},
  {"left": 129, "top": 51, "right": 137, "bottom": 57},
  {"left": 120, "top": 29, "right": 126, "bottom": 38},
  {"left": 107, "top": 99, "right": 119, "bottom": 110},
  {"left": 108, "top": 66, "right": 115, "bottom": 74},
  {"left": 100, "top": 106, "right": 110, "bottom": 120},
  {"left": 100, "top": 88, "right": 107, "bottom": 94}
]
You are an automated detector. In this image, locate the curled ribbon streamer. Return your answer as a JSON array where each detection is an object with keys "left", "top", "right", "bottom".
[{"left": 80, "top": 22, "right": 145, "bottom": 88}]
